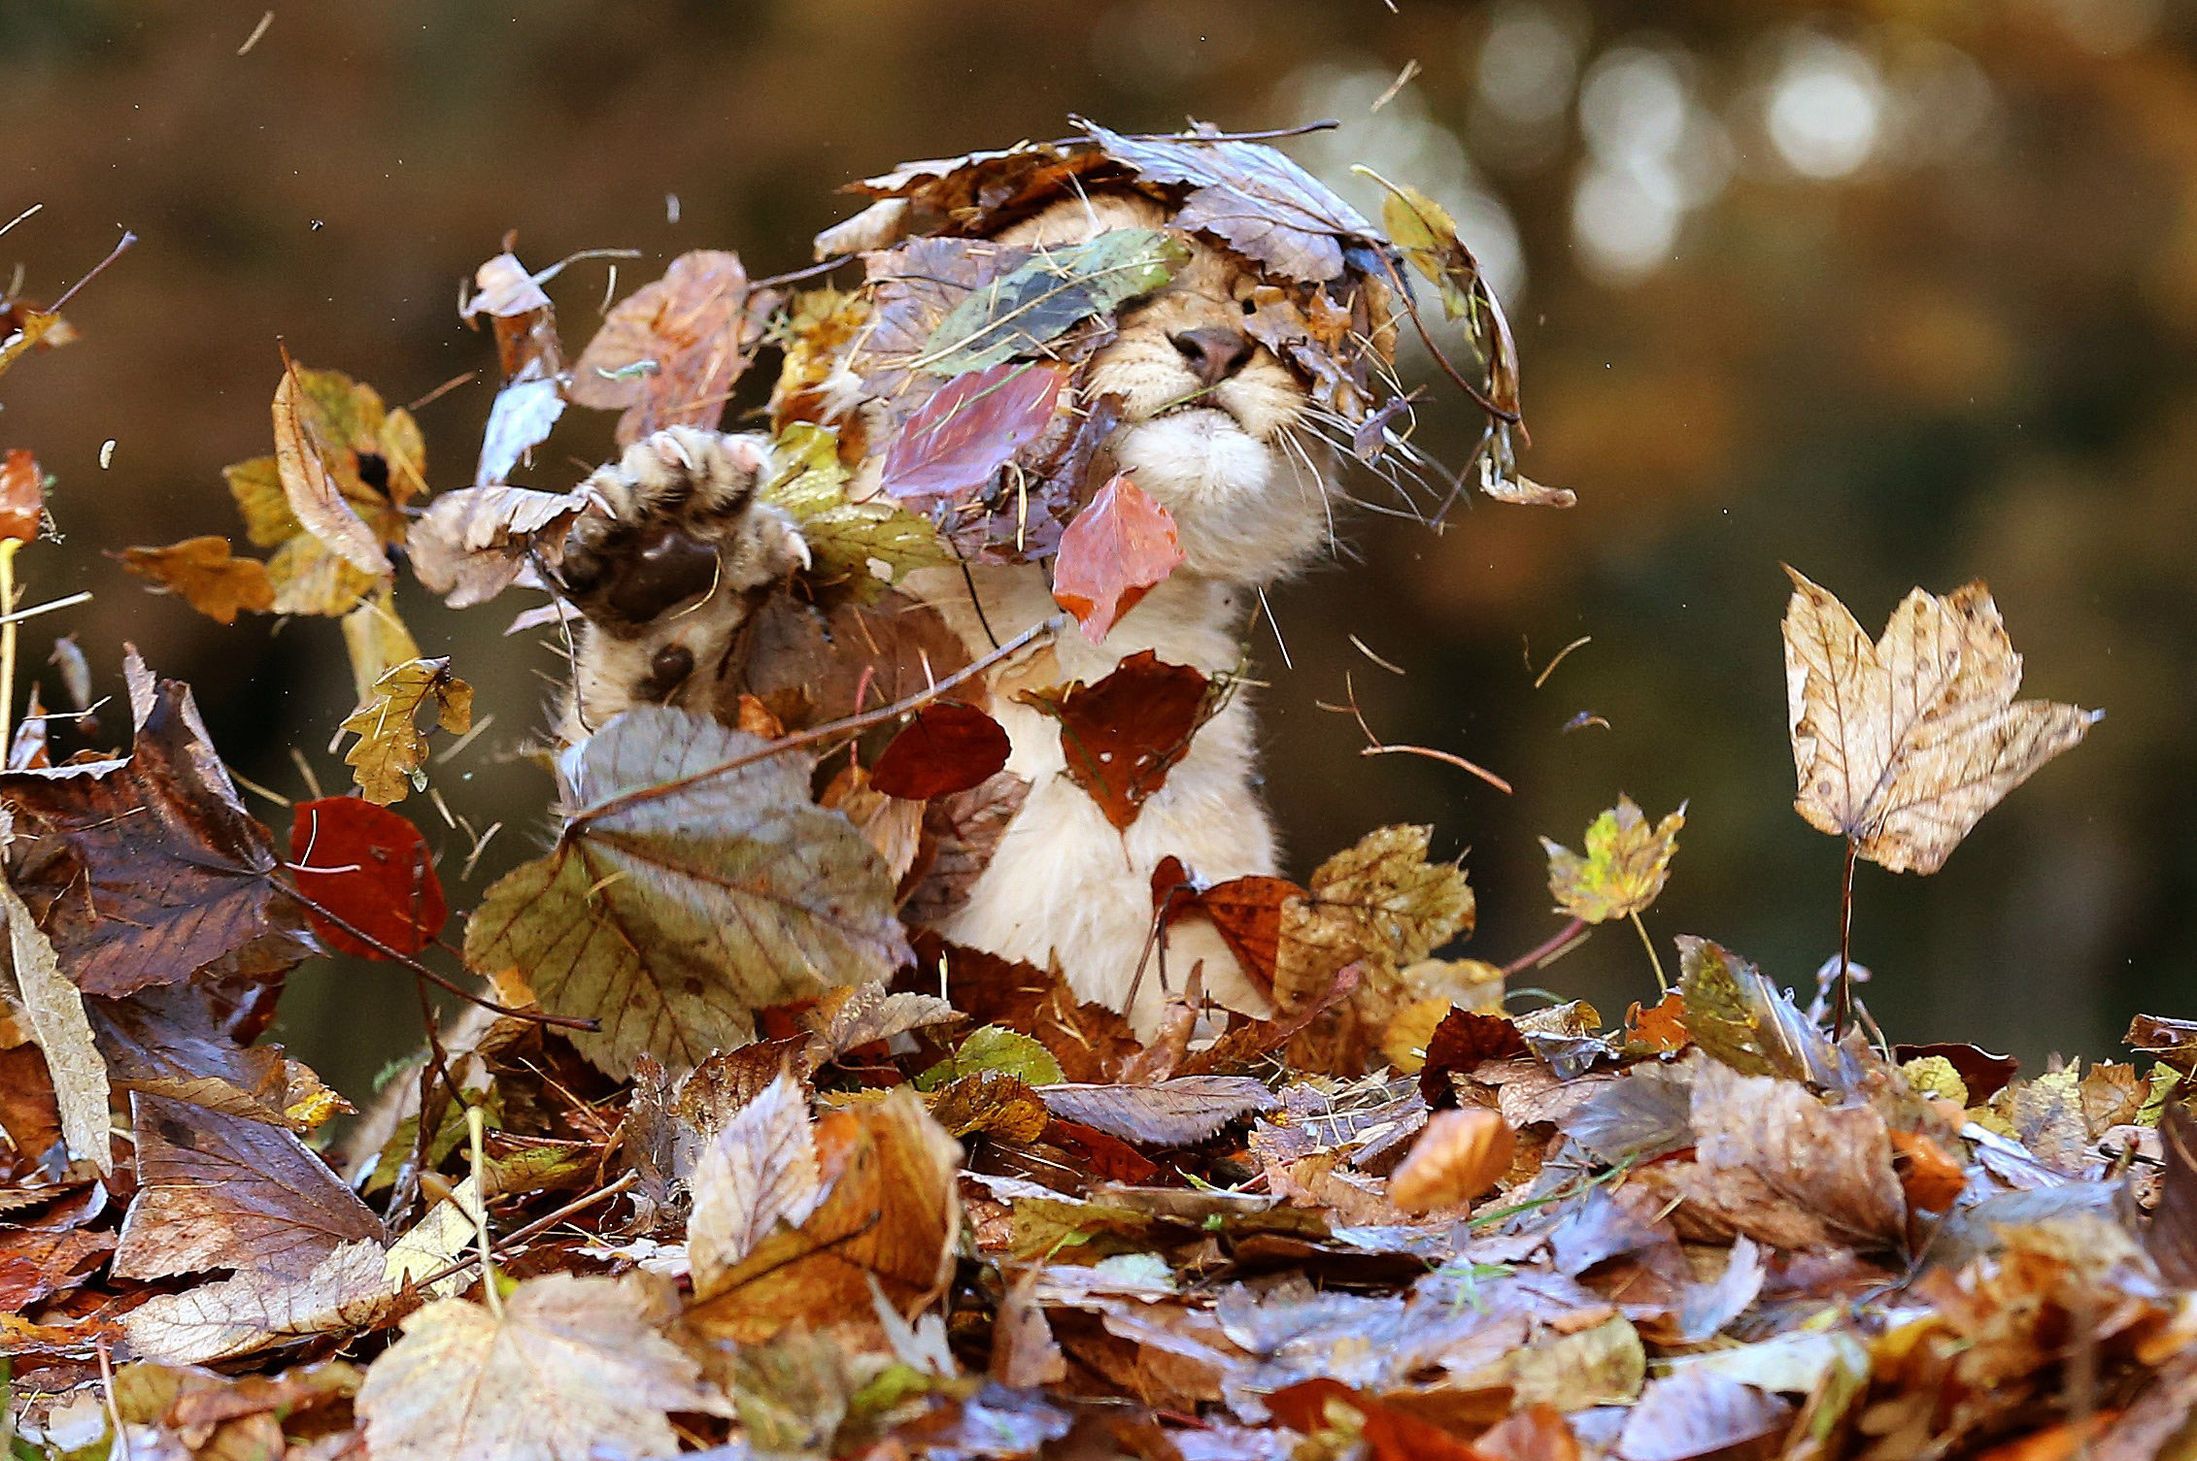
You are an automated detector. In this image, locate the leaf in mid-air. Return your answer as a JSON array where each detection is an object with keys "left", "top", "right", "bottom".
[
  {"left": 878, "top": 360, "right": 1070, "bottom": 503},
  {"left": 918, "top": 226, "right": 1186, "bottom": 375},
  {"left": 407, "top": 482, "right": 591, "bottom": 608},
  {"left": 359, "top": 1273, "right": 723, "bottom": 1461},
  {"left": 567, "top": 249, "right": 775, "bottom": 446},
  {"left": 118, "top": 537, "right": 275, "bottom": 624},
  {"left": 289, "top": 797, "right": 447, "bottom": 958},
  {"left": 0, "top": 447, "right": 47, "bottom": 543},
  {"left": 339, "top": 656, "right": 472, "bottom": 806},
  {"left": 1782, "top": 567, "right": 2099, "bottom": 874},
  {"left": 1540, "top": 794, "right": 1686, "bottom": 924},
  {"left": 1051, "top": 473, "right": 1185, "bottom": 643},
  {"left": 466, "top": 707, "right": 910, "bottom": 1077}
]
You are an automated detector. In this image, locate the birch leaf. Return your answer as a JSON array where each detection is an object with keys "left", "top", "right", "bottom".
[{"left": 1782, "top": 567, "right": 2099, "bottom": 874}]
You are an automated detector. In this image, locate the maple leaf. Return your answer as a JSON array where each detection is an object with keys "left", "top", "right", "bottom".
[
  {"left": 869, "top": 699, "right": 1011, "bottom": 800},
  {"left": 407, "top": 482, "right": 590, "bottom": 608},
  {"left": 1387, "top": 1107, "right": 1514, "bottom": 1213},
  {"left": 1017, "top": 650, "right": 1219, "bottom": 830},
  {"left": 113, "top": 1094, "right": 385, "bottom": 1281},
  {"left": 289, "top": 796, "right": 447, "bottom": 957},
  {"left": 359, "top": 1273, "right": 723, "bottom": 1461},
  {"left": 916, "top": 226, "right": 1186, "bottom": 375},
  {"left": 567, "top": 249, "right": 776, "bottom": 446},
  {"left": 878, "top": 359, "right": 1071, "bottom": 503},
  {"left": 1541, "top": 795, "right": 1686, "bottom": 924},
  {"left": 1051, "top": 473, "right": 1186, "bottom": 642},
  {"left": 1078, "top": 119, "right": 1380, "bottom": 283},
  {"left": 466, "top": 707, "right": 910, "bottom": 1077},
  {"left": 117, "top": 536, "right": 275, "bottom": 623},
  {"left": 760, "top": 421, "right": 950, "bottom": 602},
  {"left": 338, "top": 656, "right": 473, "bottom": 805},
  {"left": 688, "top": 1072, "right": 823, "bottom": 1284},
  {"left": 0, "top": 447, "right": 46, "bottom": 543},
  {"left": 124, "top": 1238, "right": 399, "bottom": 1366},
  {"left": 688, "top": 1087, "right": 961, "bottom": 1344},
  {"left": 1274, "top": 824, "right": 1476, "bottom": 1010},
  {"left": 1782, "top": 566, "right": 2099, "bottom": 874},
  {"left": 0, "top": 871, "right": 110, "bottom": 1173},
  {"left": 0, "top": 655, "right": 302, "bottom": 997}
]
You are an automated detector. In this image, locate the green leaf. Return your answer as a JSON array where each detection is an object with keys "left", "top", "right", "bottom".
[
  {"left": 918, "top": 228, "right": 1187, "bottom": 376},
  {"left": 1540, "top": 795, "right": 1685, "bottom": 924},
  {"left": 1675, "top": 936, "right": 1835, "bottom": 1085},
  {"left": 917, "top": 1024, "right": 1064, "bottom": 1091},
  {"left": 466, "top": 707, "right": 910, "bottom": 1077},
  {"left": 762, "top": 424, "right": 949, "bottom": 602}
]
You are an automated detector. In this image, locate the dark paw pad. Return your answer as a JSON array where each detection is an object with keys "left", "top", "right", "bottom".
[{"left": 563, "top": 521, "right": 721, "bottom": 627}]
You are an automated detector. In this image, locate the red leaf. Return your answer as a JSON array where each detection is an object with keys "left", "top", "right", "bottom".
[
  {"left": 879, "top": 361, "right": 1069, "bottom": 502},
  {"left": 1158, "top": 871, "right": 1302, "bottom": 997},
  {"left": 1051, "top": 473, "right": 1184, "bottom": 642},
  {"left": 289, "top": 797, "right": 447, "bottom": 959},
  {"left": 869, "top": 701, "right": 1010, "bottom": 800},
  {"left": 1268, "top": 1379, "right": 1489, "bottom": 1461},
  {"left": 0, "top": 449, "right": 45, "bottom": 544},
  {"left": 1419, "top": 1009, "right": 1529, "bottom": 1108},
  {"left": 1016, "top": 651, "right": 1215, "bottom": 831}
]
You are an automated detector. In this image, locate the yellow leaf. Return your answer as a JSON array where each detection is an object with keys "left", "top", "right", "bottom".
[
  {"left": 340, "top": 584, "right": 422, "bottom": 704},
  {"left": 339, "top": 657, "right": 472, "bottom": 805},
  {"left": 1273, "top": 824, "right": 1475, "bottom": 1011},
  {"left": 117, "top": 537, "right": 274, "bottom": 625},
  {"left": 1782, "top": 567, "right": 2099, "bottom": 874},
  {"left": 1540, "top": 794, "right": 1685, "bottom": 924}
]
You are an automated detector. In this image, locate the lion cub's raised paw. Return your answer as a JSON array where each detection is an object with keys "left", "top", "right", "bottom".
[{"left": 556, "top": 427, "right": 807, "bottom": 737}]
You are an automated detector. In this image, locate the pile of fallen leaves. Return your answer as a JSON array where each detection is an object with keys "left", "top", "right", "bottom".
[{"left": 5, "top": 122, "right": 2193, "bottom": 1461}]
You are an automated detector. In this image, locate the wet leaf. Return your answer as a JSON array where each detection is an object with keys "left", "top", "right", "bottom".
[
  {"left": 0, "top": 656, "right": 301, "bottom": 997},
  {"left": 1541, "top": 795, "right": 1686, "bottom": 924},
  {"left": 1387, "top": 1107, "right": 1514, "bottom": 1213},
  {"left": 878, "top": 359, "right": 1071, "bottom": 502},
  {"left": 1052, "top": 472, "right": 1185, "bottom": 642},
  {"left": 466, "top": 707, "right": 910, "bottom": 1076},
  {"left": 359, "top": 1273, "right": 721, "bottom": 1461},
  {"left": 409, "top": 483, "right": 590, "bottom": 608},
  {"left": 1, "top": 871, "right": 110, "bottom": 1173},
  {"left": 568, "top": 249, "right": 776, "bottom": 446},
  {"left": 289, "top": 796, "right": 447, "bottom": 957},
  {"left": 870, "top": 699, "right": 1011, "bottom": 800},
  {"left": 1018, "top": 650, "right": 1217, "bottom": 830},
  {"left": 338, "top": 655, "right": 473, "bottom": 805},
  {"left": 115, "top": 536, "right": 272, "bottom": 623},
  {"left": 920, "top": 226, "right": 1186, "bottom": 374},
  {"left": 0, "top": 447, "right": 47, "bottom": 543},
  {"left": 1783, "top": 567, "right": 2099, "bottom": 874}
]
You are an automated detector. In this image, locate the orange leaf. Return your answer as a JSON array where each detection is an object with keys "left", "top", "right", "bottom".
[
  {"left": 1389, "top": 1107, "right": 1515, "bottom": 1214},
  {"left": 1889, "top": 1128, "right": 1967, "bottom": 1215},
  {"left": 118, "top": 537, "right": 275, "bottom": 623},
  {"left": 1051, "top": 473, "right": 1184, "bottom": 642},
  {"left": 0, "top": 449, "right": 45, "bottom": 544}
]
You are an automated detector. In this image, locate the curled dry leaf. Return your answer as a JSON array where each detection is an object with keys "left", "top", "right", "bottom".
[
  {"left": 0, "top": 657, "right": 302, "bottom": 997},
  {"left": 0, "top": 447, "right": 47, "bottom": 543},
  {"left": 359, "top": 1273, "right": 722, "bottom": 1461},
  {"left": 289, "top": 796, "right": 447, "bottom": 958},
  {"left": 408, "top": 483, "right": 590, "bottom": 608},
  {"left": 1387, "top": 1106, "right": 1515, "bottom": 1213},
  {"left": 464, "top": 250, "right": 567, "bottom": 487},
  {"left": 118, "top": 537, "right": 275, "bottom": 623},
  {"left": 0, "top": 871, "right": 110, "bottom": 1173},
  {"left": 567, "top": 249, "right": 776, "bottom": 446},
  {"left": 273, "top": 358, "right": 401, "bottom": 578},
  {"left": 1051, "top": 472, "right": 1186, "bottom": 643},
  {"left": 1017, "top": 650, "right": 1218, "bottom": 830},
  {"left": 338, "top": 656, "right": 473, "bottom": 805},
  {"left": 869, "top": 699, "right": 1011, "bottom": 801},
  {"left": 466, "top": 707, "right": 910, "bottom": 1076},
  {"left": 1782, "top": 567, "right": 2099, "bottom": 874},
  {"left": 1541, "top": 795, "right": 1686, "bottom": 924}
]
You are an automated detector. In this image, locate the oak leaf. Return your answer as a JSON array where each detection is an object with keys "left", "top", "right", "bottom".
[
  {"left": 1541, "top": 795, "right": 1685, "bottom": 924},
  {"left": 1051, "top": 473, "right": 1185, "bottom": 642},
  {"left": 466, "top": 707, "right": 910, "bottom": 1076},
  {"left": 568, "top": 249, "right": 775, "bottom": 446},
  {"left": 115, "top": 537, "right": 274, "bottom": 624},
  {"left": 359, "top": 1273, "right": 722, "bottom": 1461},
  {"left": 1782, "top": 566, "right": 2099, "bottom": 874},
  {"left": 338, "top": 656, "right": 473, "bottom": 805},
  {"left": 289, "top": 796, "right": 447, "bottom": 957}
]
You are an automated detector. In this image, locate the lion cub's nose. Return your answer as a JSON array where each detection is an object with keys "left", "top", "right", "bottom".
[{"left": 1169, "top": 325, "right": 1255, "bottom": 388}]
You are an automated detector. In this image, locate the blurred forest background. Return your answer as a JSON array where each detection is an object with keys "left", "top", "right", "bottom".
[{"left": 3, "top": 0, "right": 2191, "bottom": 1097}]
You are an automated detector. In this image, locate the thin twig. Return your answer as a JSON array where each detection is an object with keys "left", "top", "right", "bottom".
[
  {"left": 47, "top": 230, "right": 137, "bottom": 314},
  {"left": 1531, "top": 635, "right": 1591, "bottom": 689},
  {"left": 1501, "top": 917, "right": 1588, "bottom": 977},
  {"left": 0, "top": 589, "right": 92, "bottom": 627},
  {"left": 1834, "top": 839, "right": 1858, "bottom": 1039},
  {"left": 408, "top": 1173, "right": 639, "bottom": 1293}
]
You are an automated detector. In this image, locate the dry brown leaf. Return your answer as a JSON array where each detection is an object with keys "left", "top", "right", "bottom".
[
  {"left": 117, "top": 536, "right": 274, "bottom": 623},
  {"left": 359, "top": 1273, "right": 722, "bottom": 1461},
  {"left": 567, "top": 249, "right": 775, "bottom": 446},
  {"left": 272, "top": 358, "right": 400, "bottom": 578},
  {"left": 407, "top": 483, "right": 589, "bottom": 608},
  {"left": 1387, "top": 1107, "right": 1515, "bottom": 1214},
  {"left": 1782, "top": 566, "right": 2098, "bottom": 874},
  {"left": 1275, "top": 825, "right": 1475, "bottom": 1011},
  {"left": 0, "top": 871, "right": 110, "bottom": 1173},
  {"left": 1035, "top": 1077, "right": 1276, "bottom": 1146},
  {"left": 687, "top": 1072, "right": 822, "bottom": 1284},
  {"left": 1682, "top": 1059, "right": 1906, "bottom": 1251},
  {"left": 338, "top": 655, "right": 473, "bottom": 805},
  {"left": 123, "top": 1239, "right": 399, "bottom": 1365}
]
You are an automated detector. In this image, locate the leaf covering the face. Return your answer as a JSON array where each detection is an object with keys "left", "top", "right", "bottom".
[
  {"left": 917, "top": 226, "right": 1186, "bottom": 375},
  {"left": 1051, "top": 473, "right": 1185, "bottom": 642},
  {"left": 466, "top": 706, "right": 911, "bottom": 1077},
  {"left": 1782, "top": 566, "right": 2098, "bottom": 874}
]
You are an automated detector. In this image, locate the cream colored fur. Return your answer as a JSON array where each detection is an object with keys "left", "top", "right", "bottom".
[{"left": 560, "top": 194, "right": 1336, "bottom": 1034}]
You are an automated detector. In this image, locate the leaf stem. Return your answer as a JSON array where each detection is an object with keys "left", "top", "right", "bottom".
[
  {"left": 0, "top": 540, "right": 18, "bottom": 757},
  {"left": 1630, "top": 910, "right": 1668, "bottom": 995},
  {"left": 466, "top": 1106, "right": 501, "bottom": 1320},
  {"left": 1500, "top": 916, "right": 1587, "bottom": 977},
  {"left": 1834, "top": 838, "right": 1858, "bottom": 1039},
  {"left": 572, "top": 611, "right": 1062, "bottom": 828}
]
